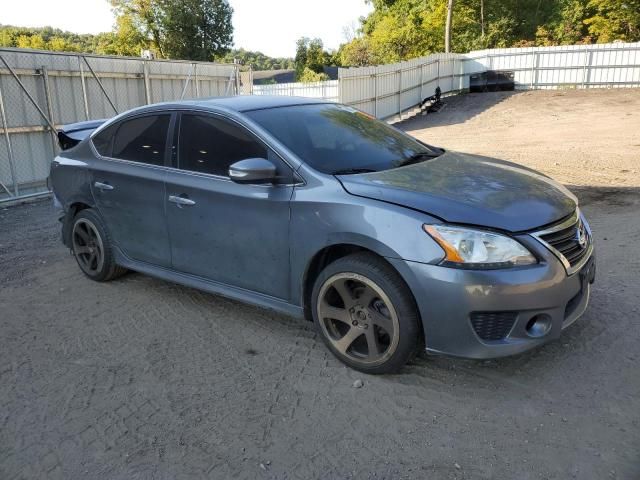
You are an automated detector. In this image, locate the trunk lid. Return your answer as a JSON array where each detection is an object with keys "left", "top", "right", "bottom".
[{"left": 57, "top": 119, "right": 107, "bottom": 150}]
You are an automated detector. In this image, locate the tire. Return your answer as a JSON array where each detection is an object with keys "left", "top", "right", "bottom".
[
  {"left": 311, "top": 252, "right": 421, "bottom": 374},
  {"left": 71, "top": 208, "right": 127, "bottom": 282}
]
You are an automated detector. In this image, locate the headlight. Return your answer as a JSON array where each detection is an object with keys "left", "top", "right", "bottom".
[{"left": 423, "top": 224, "right": 536, "bottom": 269}]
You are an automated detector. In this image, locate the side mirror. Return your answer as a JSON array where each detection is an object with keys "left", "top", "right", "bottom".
[{"left": 228, "top": 158, "right": 277, "bottom": 184}]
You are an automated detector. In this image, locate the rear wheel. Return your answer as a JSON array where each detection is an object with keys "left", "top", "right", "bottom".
[
  {"left": 311, "top": 252, "right": 421, "bottom": 374},
  {"left": 71, "top": 209, "right": 127, "bottom": 282}
]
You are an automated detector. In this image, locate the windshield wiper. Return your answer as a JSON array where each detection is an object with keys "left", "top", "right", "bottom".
[
  {"left": 396, "top": 150, "right": 444, "bottom": 167},
  {"left": 332, "top": 168, "right": 377, "bottom": 175}
]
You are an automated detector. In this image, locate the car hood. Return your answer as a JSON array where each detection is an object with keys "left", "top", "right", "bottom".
[{"left": 337, "top": 151, "right": 577, "bottom": 232}]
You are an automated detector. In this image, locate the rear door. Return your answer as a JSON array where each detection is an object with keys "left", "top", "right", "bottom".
[
  {"left": 164, "top": 112, "right": 294, "bottom": 299},
  {"left": 90, "top": 113, "right": 173, "bottom": 267}
]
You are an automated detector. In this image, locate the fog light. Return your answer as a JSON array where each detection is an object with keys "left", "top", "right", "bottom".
[{"left": 525, "top": 314, "right": 552, "bottom": 338}]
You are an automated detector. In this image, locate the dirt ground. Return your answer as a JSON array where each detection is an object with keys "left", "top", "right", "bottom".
[{"left": 1, "top": 89, "right": 639, "bottom": 480}]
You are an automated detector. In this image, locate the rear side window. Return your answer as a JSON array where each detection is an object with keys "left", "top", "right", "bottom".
[
  {"left": 178, "top": 114, "right": 267, "bottom": 176},
  {"left": 92, "top": 123, "right": 117, "bottom": 157},
  {"left": 110, "top": 115, "right": 170, "bottom": 166}
]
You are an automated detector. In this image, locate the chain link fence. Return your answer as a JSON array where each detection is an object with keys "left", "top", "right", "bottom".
[{"left": 0, "top": 47, "right": 239, "bottom": 203}]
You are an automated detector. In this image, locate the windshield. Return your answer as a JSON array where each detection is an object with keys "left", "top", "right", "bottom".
[{"left": 245, "top": 103, "right": 441, "bottom": 174}]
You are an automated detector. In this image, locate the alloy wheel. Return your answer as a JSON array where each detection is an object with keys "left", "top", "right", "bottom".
[
  {"left": 72, "top": 218, "right": 105, "bottom": 276},
  {"left": 317, "top": 272, "right": 400, "bottom": 366}
]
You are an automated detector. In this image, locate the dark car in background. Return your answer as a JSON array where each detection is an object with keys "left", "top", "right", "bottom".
[{"left": 49, "top": 96, "right": 595, "bottom": 373}]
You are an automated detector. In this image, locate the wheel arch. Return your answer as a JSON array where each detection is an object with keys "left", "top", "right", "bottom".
[
  {"left": 62, "top": 199, "right": 94, "bottom": 248},
  {"left": 300, "top": 240, "right": 417, "bottom": 325}
]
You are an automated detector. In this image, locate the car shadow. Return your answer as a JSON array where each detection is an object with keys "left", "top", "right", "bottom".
[{"left": 567, "top": 185, "right": 640, "bottom": 209}]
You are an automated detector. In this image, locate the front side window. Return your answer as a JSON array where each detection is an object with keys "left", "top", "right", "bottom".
[
  {"left": 110, "top": 115, "right": 170, "bottom": 166},
  {"left": 245, "top": 104, "right": 441, "bottom": 174},
  {"left": 178, "top": 114, "right": 268, "bottom": 177}
]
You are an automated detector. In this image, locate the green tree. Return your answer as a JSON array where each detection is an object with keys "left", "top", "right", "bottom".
[
  {"left": 109, "top": 15, "right": 148, "bottom": 56},
  {"left": 47, "top": 36, "right": 77, "bottom": 52},
  {"left": 306, "top": 38, "right": 326, "bottom": 72},
  {"left": 294, "top": 37, "right": 310, "bottom": 78},
  {"left": 294, "top": 37, "right": 336, "bottom": 80},
  {"left": 338, "top": 0, "right": 640, "bottom": 66},
  {"left": 339, "top": 37, "right": 375, "bottom": 66},
  {"left": 109, "top": 0, "right": 165, "bottom": 55},
  {"left": 585, "top": 0, "right": 640, "bottom": 42},
  {"left": 110, "top": 0, "right": 233, "bottom": 60},
  {"left": 215, "top": 48, "right": 294, "bottom": 70},
  {"left": 162, "top": 0, "right": 233, "bottom": 60},
  {"left": 0, "top": 29, "right": 16, "bottom": 47},
  {"left": 16, "top": 34, "right": 46, "bottom": 50}
]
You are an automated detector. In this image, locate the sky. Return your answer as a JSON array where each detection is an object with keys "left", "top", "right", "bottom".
[{"left": 1, "top": 0, "right": 373, "bottom": 58}]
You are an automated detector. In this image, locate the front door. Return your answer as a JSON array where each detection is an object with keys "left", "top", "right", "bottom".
[
  {"left": 164, "top": 112, "right": 293, "bottom": 300},
  {"left": 90, "top": 113, "right": 173, "bottom": 267}
]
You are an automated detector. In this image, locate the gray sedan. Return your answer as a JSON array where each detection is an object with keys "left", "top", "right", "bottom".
[{"left": 49, "top": 96, "right": 595, "bottom": 373}]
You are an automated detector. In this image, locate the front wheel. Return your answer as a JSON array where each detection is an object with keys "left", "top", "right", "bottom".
[{"left": 311, "top": 253, "right": 421, "bottom": 374}]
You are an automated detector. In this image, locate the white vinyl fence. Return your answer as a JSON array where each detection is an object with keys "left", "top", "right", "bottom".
[
  {"left": 339, "top": 42, "right": 640, "bottom": 120},
  {"left": 252, "top": 80, "right": 338, "bottom": 101},
  {"left": 464, "top": 42, "right": 640, "bottom": 89},
  {"left": 339, "top": 53, "right": 465, "bottom": 119}
]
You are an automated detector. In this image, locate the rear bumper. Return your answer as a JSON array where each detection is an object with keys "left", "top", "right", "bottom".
[{"left": 388, "top": 237, "right": 595, "bottom": 359}]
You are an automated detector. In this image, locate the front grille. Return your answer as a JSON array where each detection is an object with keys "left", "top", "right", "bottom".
[
  {"left": 470, "top": 312, "right": 517, "bottom": 341},
  {"left": 539, "top": 216, "right": 590, "bottom": 268}
]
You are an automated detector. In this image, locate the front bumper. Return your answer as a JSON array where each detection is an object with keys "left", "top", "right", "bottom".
[{"left": 389, "top": 236, "right": 595, "bottom": 359}]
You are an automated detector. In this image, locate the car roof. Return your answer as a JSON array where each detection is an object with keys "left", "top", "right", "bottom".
[{"left": 149, "top": 95, "right": 332, "bottom": 113}]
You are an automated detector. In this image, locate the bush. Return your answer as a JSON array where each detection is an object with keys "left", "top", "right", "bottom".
[{"left": 298, "top": 67, "right": 330, "bottom": 83}]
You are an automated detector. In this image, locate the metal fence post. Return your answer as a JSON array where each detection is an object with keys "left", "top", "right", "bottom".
[
  {"left": 420, "top": 63, "right": 425, "bottom": 101},
  {"left": 194, "top": 63, "right": 200, "bottom": 97},
  {"left": 398, "top": 69, "right": 402, "bottom": 119},
  {"left": 531, "top": 51, "right": 538, "bottom": 89},
  {"left": 374, "top": 74, "right": 378, "bottom": 118},
  {"left": 143, "top": 60, "right": 151, "bottom": 104},
  {"left": 0, "top": 82, "right": 18, "bottom": 196},
  {"left": 453, "top": 58, "right": 457, "bottom": 91},
  {"left": 81, "top": 56, "right": 118, "bottom": 114},
  {"left": 78, "top": 56, "right": 90, "bottom": 119},
  {"left": 180, "top": 63, "right": 194, "bottom": 100},
  {"left": 582, "top": 50, "right": 592, "bottom": 88},
  {"left": 41, "top": 65, "right": 59, "bottom": 154}
]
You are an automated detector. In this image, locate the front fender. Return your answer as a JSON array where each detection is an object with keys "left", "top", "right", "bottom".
[{"left": 289, "top": 180, "right": 446, "bottom": 305}]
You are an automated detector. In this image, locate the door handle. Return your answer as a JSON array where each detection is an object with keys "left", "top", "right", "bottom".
[
  {"left": 94, "top": 181, "right": 114, "bottom": 191},
  {"left": 168, "top": 195, "right": 196, "bottom": 207}
]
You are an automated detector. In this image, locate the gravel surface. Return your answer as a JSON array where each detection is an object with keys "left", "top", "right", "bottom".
[{"left": 1, "top": 89, "right": 639, "bottom": 479}]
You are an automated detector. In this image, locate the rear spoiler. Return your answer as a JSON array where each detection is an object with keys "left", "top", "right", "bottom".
[{"left": 57, "top": 119, "right": 107, "bottom": 150}]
